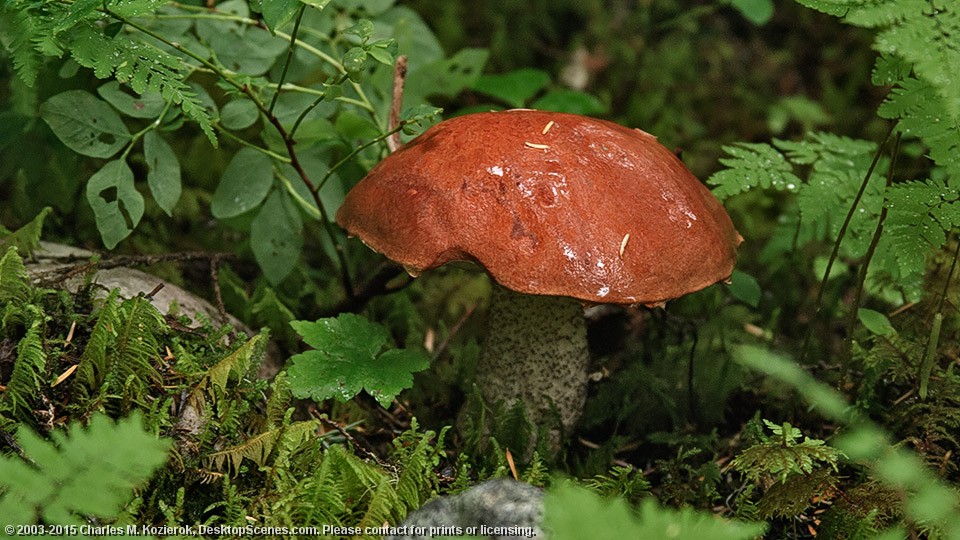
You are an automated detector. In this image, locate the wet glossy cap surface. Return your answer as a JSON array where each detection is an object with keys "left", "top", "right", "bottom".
[{"left": 336, "top": 110, "right": 741, "bottom": 305}]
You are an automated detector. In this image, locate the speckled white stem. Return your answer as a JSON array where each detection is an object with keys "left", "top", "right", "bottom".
[{"left": 475, "top": 285, "right": 589, "bottom": 434}]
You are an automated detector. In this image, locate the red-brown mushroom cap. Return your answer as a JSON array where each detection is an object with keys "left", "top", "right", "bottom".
[{"left": 336, "top": 110, "right": 742, "bottom": 305}]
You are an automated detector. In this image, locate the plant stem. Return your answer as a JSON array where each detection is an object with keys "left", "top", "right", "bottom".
[
  {"left": 798, "top": 121, "right": 896, "bottom": 366},
  {"left": 269, "top": 5, "right": 306, "bottom": 115}
]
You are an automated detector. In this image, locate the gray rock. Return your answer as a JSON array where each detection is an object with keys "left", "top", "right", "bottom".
[
  {"left": 388, "top": 479, "right": 545, "bottom": 539},
  {"left": 27, "top": 242, "right": 240, "bottom": 329}
]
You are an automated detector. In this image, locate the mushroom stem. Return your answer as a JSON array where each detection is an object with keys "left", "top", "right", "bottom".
[{"left": 475, "top": 285, "right": 589, "bottom": 437}]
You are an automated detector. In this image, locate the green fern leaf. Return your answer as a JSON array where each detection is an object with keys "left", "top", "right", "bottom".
[
  {"left": 0, "top": 207, "right": 52, "bottom": 257},
  {"left": 798, "top": 0, "right": 960, "bottom": 121},
  {"left": 74, "top": 289, "right": 120, "bottom": 394},
  {"left": 109, "top": 296, "right": 164, "bottom": 387},
  {"left": 874, "top": 179, "right": 960, "bottom": 292},
  {"left": 879, "top": 77, "right": 960, "bottom": 178},
  {"left": 732, "top": 420, "right": 843, "bottom": 484},
  {"left": 774, "top": 131, "right": 876, "bottom": 166},
  {"left": 66, "top": 24, "right": 215, "bottom": 143},
  {"left": 708, "top": 142, "right": 802, "bottom": 199},
  {"left": 0, "top": 313, "right": 46, "bottom": 419},
  {"left": 0, "top": 413, "right": 169, "bottom": 525},
  {"left": 0, "top": 247, "right": 31, "bottom": 306},
  {"left": 4, "top": 7, "right": 47, "bottom": 86},
  {"left": 207, "top": 420, "right": 319, "bottom": 475}
]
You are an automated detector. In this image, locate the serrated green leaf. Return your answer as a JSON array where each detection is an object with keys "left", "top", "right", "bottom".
[
  {"left": 211, "top": 148, "right": 274, "bottom": 219},
  {"left": 473, "top": 68, "right": 551, "bottom": 108},
  {"left": 97, "top": 81, "right": 165, "bottom": 119},
  {"left": 287, "top": 313, "right": 430, "bottom": 407},
  {"left": 250, "top": 190, "right": 302, "bottom": 284},
  {"left": 85, "top": 160, "right": 144, "bottom": 249},
  {"left": 220, "top": 98, "right": 260, "bottom": 130},
  {"left": 857, "top": 308, "right": 895, "bottom": 336},
  {"left": 143, "top": 131, "right": 181, "bottom": 216},
  {"left": 40, "top": 90, "right": 131, "bottom": 158}
]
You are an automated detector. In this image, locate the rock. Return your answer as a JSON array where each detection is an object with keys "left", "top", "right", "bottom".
[
  {"left": 27, "top": 242, "right": 239, "bottom": 329},
  {"left": 388, "top": 479, "right": 545, "bottom": 540}
]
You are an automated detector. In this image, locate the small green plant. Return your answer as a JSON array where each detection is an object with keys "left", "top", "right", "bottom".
[
  {"left": 732, "top": 419, "right": 842, "bottom": 485},
  {"left": 0, "top": 413, "right": 170, "bottom": 526},
  {"left": 544, "top": 481, "right": 766, "bottom": 540},
  {"left": 286, "top": 313, "right": 430, "bottom": 407}
]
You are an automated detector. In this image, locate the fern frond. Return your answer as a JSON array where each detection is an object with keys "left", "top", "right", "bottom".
[
  {"left": 0, "top": 413, "right": 169, "bottom": 525},
  {"left": 0, "top": 247, "right": 31, "bottom": 307},
  {"left": 76, "top": 294, "right": 164, "bottom": 411},
  {"left": 1, "top": 3, "right": 52, "bottom": 86},
  {"left": 873, "top": 179, "right": 960, "bottom": 299},
  {"left": 1, "top": 313, "right": 47, "bottom": 419},
  {"left": 74, "top": 289, "right": 120, "bottom": 395},
  {"left": 732, "top": 421, "right": 843, "bottom": 484},
  {"left": 1, "top": 0, "right": 215, "bottom": 143},
  {"left": 708, "top": 142, "right": 802, "bottom": 200},
  {"left": 0, "top": 207, "right": 52, "bottom": 257},
  {"left": 206, "top": 420, "right": 319, "bottom": 475},
  {"left": 67, "top": 23, "right": 215, "bottom": 143},
  {"left": 266, "top": 371, "right": 292, "bottom": 428},
  {"left": 798, "top": 0, "right": 960, "bottom": 121},
  {"left": 774, "top": 131, "right": 876, "bottom": 167},
  {"left": 879, "top": 77, "right": 960, "bottom": 179}
]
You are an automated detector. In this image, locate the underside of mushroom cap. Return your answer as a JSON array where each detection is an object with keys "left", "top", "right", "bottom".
[{"left": 336, "top": 110, "right": 742, "bottom": 305}]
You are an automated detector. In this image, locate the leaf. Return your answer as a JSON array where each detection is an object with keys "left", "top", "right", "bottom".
[
  {"left": 70, "top": 24, "right": 216, "bottom": 142},
  {"left": 250, "top": 190, "right": 303, "bottom": 284},
  {"left": 0, "top": 413, "right": 169, "bottom": 525},
  {"left": 0, "top": 247, "right": 31, "bottom": 305},
  {"left": 730, "top": 0, "right": 774, "bottom": 25},
  {"left": 299, "top": 0, "right": 331, "bottom": 10},
  {"left": 404, "top": 48, "right": 489, "bottom": 106},
  {"left": 287, "top": 314, "right": 430, "bottom": 407},
  {"left": 143, "top": 131, "right": 182, "bottom": 216},
  {"left": 472, "top": 68, "right": 551, "bottom": 108},
  {"left": 40, "top": 90, "right": 131, "bottom": 158},
  {"left": 220, "top": 98, "right": 260, "bottom": 130},
  {"left": 85, "top": 160, "right": 145, "bottom": 249},
  {"left": 261, "top": 0, "right": 301, "bottom": 31},
  {"left": 544, "top": 482, "right": 765, "bottom": 540},
  {"left": 857, "top": 308, "right": 895, "bottom": 336},
  {"left": 532, "top": 89, "right": 607, "bottom": 115},
  {"left": 708, "top": 142, "right": 801, "bottom": 199},
  {"left": 728, "top": 270, "right": 761, "bottom": 307},
  {"left": 97, "top": 81, "right": 166, "bottom": 119},
  {"left": 0, "top": 206, "right": 52, "bottom": 257},
  {"left": 211, "top": 148, "right": 274, "bottom": 219}
]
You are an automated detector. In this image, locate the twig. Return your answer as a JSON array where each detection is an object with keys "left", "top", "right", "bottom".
[
  {"left": 210, "top": 255, "right": 228, "bottom": 321},
  {"left": 318, "top": 262, "right": 410, "bottom": 316},
  {"left": 387, "top": 55, "right": 408, "bottom": 153},
  {"left": 313, "top": 411, "right": 396, "bottom": 473}
]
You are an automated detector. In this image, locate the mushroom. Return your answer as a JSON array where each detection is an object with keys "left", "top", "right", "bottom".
[{"left": 335, "top": 110, "right": 741, "bottom": 443}]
